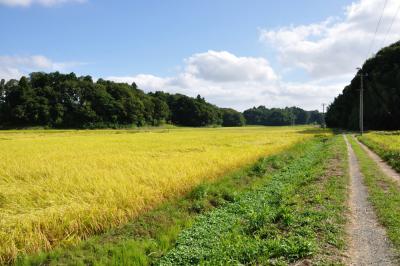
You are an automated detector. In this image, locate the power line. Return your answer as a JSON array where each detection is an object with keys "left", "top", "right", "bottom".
[
  {"left": 380, "top": 2, "right": 400, "bottom": 49},
  {"left": 365, "top": 0, "right": 389, "bottom": 60},
  {"left": 358, "top": 0, "right": 397, "bottom": 135}
]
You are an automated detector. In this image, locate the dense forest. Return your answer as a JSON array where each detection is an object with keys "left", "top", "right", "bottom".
[
  {"left": 326, "top": 41, "right": 400, "bottom": 130},
  {"left": 243, "top": 106, "right": 322, "bottom": 126},
  {"left": 0, "top": 72, "right": 321, "bottom": 128},
  {"left": 0, "top": 72, "right": 228, "bottom": 128}
]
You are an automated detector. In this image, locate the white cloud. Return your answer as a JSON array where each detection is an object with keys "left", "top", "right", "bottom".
[
  {"left": 108, "top": 50, "right": 341, "bottom": 111},
  {"left": 0, "top": 51, "right": 341, "bottom": 111},
  {"left": 0, "top": 0, "right": 86, "bottom": 7},
  {"left": 5, "top": 0, "right": 391, "bottom": 111},
  {"left": 260, "top": 0, "right": 400, "bottom": 79},
  {"left": 184, "top": 50, "right": 278, "bottom": 82},
  {"left": 109, "top": 0, "right": 400, "bottom": 111},
  {"left": 0, "top": 55, "right": 83, "bottom": 80},
  {"left": 107, "top": 74, "right": 170, "bottom": 89}
]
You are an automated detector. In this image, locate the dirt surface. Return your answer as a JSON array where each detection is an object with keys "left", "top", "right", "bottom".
[
  {"left": 355, "top": 136, "right": 400, "bottom": 184},
  {"left": 344, "top": 135, "right": 397, "bottom": 266}
]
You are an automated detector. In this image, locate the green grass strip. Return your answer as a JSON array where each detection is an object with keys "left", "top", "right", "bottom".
[
  {"left": 16, "top": 136, "right": 326, "bottom": 266},
  {"left": 159, "top": 136, "right": 348, "bottom": 265},
  {"left": 349, "top": 136, "right": 400, "bottom": 255}
]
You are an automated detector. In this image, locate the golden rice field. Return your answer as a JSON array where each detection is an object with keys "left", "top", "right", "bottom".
[
  {"left": 0, "top": 126, "right": 320, "bottom": 262},
  {"left": 358, "top": 131, "right": 400, "bottom": 173},
  {"left": 360, "top": 131, "right": 400, "bottom": 150}
]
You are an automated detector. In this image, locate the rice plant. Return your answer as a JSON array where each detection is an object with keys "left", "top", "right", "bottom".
[{"left": 0, "top": 126, "right": 319, "bottom": 263}]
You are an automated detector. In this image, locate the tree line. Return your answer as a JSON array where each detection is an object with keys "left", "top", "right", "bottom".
[
  {"left": 243, "top": 106, "right": 322, "bottom": 126},
  {"left": 326, "top": 41, "right": 400, "bottom": 130},
  {"left": 0, "top": 72, "right": 321, "bottom": 128}
]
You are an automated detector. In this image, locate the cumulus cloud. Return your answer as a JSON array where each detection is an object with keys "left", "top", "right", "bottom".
[
  {"left": 5, "top": 0, "right": 390, "bottom": 111},
  {"left": 108, "top": 50, "right": 341, "bottom": 111},
  {"left": 260, "top": 0, "right": 400, "bottom": 79},
  {"left": 0, "top": 0, "right": 86, "bottom": 7},
  {"left": 184, "top": 50, "right": 278, "bottom": 82},
  {"left": 0, "top": 55, "right": 84, "bottom": 80}
]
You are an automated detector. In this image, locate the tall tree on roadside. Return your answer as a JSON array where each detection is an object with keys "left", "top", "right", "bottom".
[{"left": 326, "top": 41, "right": 400, "bottom": 130}]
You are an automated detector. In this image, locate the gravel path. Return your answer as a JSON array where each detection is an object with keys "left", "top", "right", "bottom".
[
  {"left": 355, "top": 137, "right": 400, "bottom": 184},
  {"left": 344, "top": 135, "right": 397, "bottom": 266}
]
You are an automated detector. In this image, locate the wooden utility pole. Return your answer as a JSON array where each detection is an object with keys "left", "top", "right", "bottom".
[
  {"left": 292, "top": 113, "right": 295, "bottom": 126},
  {"left": 322, "top": 103, "right": 326, "bottom": 129},
  {"left": 360, "top": 74, "right": 364, "bottom": 135},
  {"left": 357, "top": 68, "right": 368, "bottom": 135}
]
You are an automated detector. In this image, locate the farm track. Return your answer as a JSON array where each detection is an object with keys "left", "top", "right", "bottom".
[
  {"left": 354, "top": 136, "right": 400, "bottom": 184},
  {"left": 344, "top": 135, "right": 397, "bottom": 265}
]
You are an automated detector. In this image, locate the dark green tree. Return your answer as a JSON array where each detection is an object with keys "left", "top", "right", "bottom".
[
  {"left": 0, "top": 72, "right": 228, "bottom": 128},
  {"left": 243, "top": 106, "right": 320, "bottom": 126},
  {"left": 326, "top": 41, "right": 400, "bottom": 130},
  {"left": 221, "top": 108, "right": 245, "bottom": 127}
]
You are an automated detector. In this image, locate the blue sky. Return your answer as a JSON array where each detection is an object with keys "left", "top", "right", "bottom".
[
  {"left": 0, "top": 0, "right": 351, "bottom": 77},
  {"left": 1, "top": 0, "right": 399, "bottom": 110}
]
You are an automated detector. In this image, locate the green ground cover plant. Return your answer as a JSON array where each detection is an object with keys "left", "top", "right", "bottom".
[{"left": 159, "top": 135, "right": 348, "bottom": 265}]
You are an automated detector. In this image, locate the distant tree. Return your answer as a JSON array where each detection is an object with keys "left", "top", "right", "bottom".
[
  {"left": 0, "top": 79, "right": 5, "bottom": 104},
  {"left": 288, "top": 107, "right": 308, "bottom": 124},
  {"left": 152, "top": 97, "right": 170, "bottom": 125},
  {"left": 167, "top": 94, "right": 221, "bottom": 126},
  {"left": 243, "top": 106, "right": 268, "bottom": 125},
  {"left": 243, "top": 105, "right": 319, "bottom": 126},
  {"left": 268, "top": 109, "right": 288, "bottom": 126},
  {"left": 0, "top": 72, "right": 228, "bottom": 128},
  {"left": 221, "top": 108, "right": 245, "bottom": 127}
]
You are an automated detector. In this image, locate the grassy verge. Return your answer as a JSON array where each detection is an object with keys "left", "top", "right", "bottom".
[
  {"left": 16, "top": 135, "right": 327, "bottom": 266},
  {"left": 358, "top": 133, "right": 400, "bottom": 173},
  {"left": 159, "top": 135, "right": 348, "bottom": 265},
  {"left": 349, "top": 136, "right": 400, "bottom": 254}
]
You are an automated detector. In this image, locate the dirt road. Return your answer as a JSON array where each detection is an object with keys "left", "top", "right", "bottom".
[{"left": 344, "top": 135, "right": 397, "bottom": 265}]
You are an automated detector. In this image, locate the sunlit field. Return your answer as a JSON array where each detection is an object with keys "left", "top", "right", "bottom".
[
  {"left": 0, "top": 126, "right": 321, "bottom": 262},
  {"left": 360, "top": 131, "right": 400, "bottom": 150},
  {"left": 359, "top": 131, "right": 400, "bottom": 172}
]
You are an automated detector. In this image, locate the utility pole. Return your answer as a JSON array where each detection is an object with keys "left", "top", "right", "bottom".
[
  {"left": 292, "top": 112, "right": 295, "bottom": 126},
  {"left": 360, "top": 74, "right": 364, "bottom": 135},
  {"left": 322, "top": 103, "right": 326, "bottom": 129},
  {"left": 357, "top": 68, "right": 368, "bottom": 135}
]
